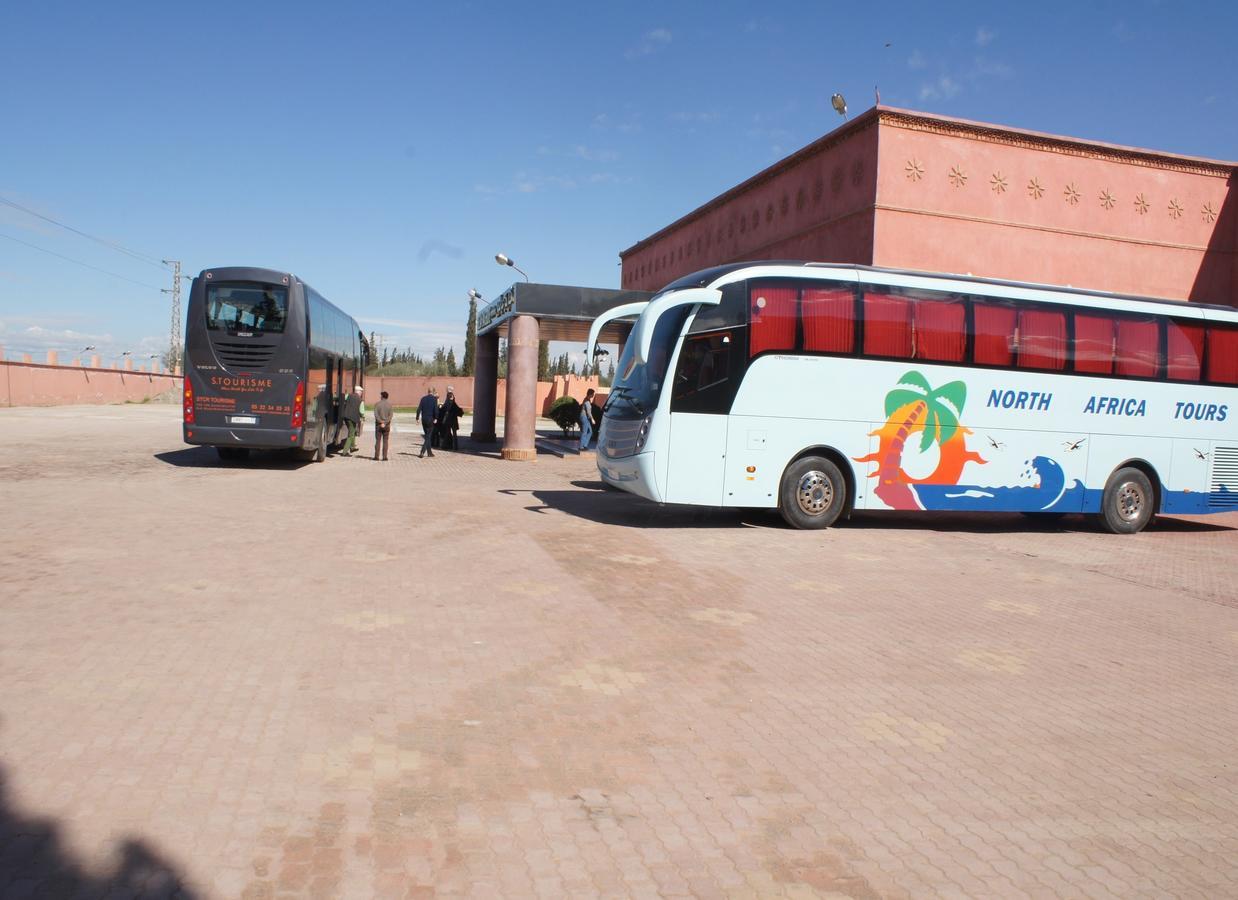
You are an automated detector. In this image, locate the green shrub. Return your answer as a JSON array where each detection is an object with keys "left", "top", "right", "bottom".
[{"left": 547, "top": 396, "right": 580, "bottom": 435}]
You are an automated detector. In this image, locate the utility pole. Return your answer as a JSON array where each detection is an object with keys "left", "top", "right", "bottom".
[{"left": 161, "top": 259, "right": 183, "bottom": 374}]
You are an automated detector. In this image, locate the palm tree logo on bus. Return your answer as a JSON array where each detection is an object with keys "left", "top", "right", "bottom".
[{"left": 854, "top": 370, "right": 986, "bottom": 509}]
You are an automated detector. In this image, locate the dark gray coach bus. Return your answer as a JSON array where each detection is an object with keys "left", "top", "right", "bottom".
[{"left": 182, "top": 266, "right": 366, "bottom": 461}]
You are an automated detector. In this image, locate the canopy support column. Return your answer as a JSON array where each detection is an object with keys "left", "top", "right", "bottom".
[
  {"left": 470, "top": 331, "right": 499, "bottom": 443},
  {"left": 500, "top": 315, "right": 539, "bottom": 461}
]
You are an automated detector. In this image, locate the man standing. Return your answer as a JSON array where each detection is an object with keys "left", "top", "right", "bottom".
[
  {"left": 579, "top": 388, "right": 596, "bottom": 452},
  {"left": 372, "top": 390, "right": 393, "bottom": 461},
  {"left": 416, "top": 386, "right": 439, "bottom": 458},
  {"left": 340, "top": 385, "right": 364, "bottom": 456}
]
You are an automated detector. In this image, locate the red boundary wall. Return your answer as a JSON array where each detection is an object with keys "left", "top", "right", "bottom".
[{"left": 1, "top": 361, "right": 182, "bottom": 408}]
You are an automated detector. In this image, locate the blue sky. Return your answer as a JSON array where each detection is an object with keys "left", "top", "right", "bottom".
[{"left": 1, "top": 0, "right": 1235, "bottom": 365}]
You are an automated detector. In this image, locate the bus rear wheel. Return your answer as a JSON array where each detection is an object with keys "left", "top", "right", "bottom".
[
  {"left": 779, "top": 457, "right": 846, "bottom": 530},
  {"left": 1098, "top": 466, "right": 1154, "bottom": 534},
  {"left": 314, "top": 422, "right": 327, "bottom": 463}
]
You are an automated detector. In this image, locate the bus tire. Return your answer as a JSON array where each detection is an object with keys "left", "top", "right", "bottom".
[
  {"left": 314, "top": 422, "right": 327, "bottom": 463},
  {"left": 1098, "top": 466, "right": 1154, "bottom": 534},
  {"left": 779, "top": 456, "right": 846, "bottom": 530},
  {"left": 216, "top": 447, "right": 249, "bottom": 461}
]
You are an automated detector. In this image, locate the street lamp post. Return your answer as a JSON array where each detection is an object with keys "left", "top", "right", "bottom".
[{"left": 494, "top": 253, "right": 529, "bottom": 282}]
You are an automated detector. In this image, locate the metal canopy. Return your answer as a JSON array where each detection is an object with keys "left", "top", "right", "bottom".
[{"left": 477, "top": 283, "right": 654, "bottom": 343}]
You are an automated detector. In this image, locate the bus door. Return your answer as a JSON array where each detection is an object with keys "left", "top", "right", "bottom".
[{"left": 664, "top": 329, "right": 737, "bottom": 506}]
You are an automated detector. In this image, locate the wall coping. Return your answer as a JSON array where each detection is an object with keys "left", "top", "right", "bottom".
[{"left": 0, "top": 359, "right": 182, "bottom": 378}]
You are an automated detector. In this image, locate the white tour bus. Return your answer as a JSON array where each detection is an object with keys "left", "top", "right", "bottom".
[{"left": 588, "top": 262, "right": 1238, "bottom": 533}]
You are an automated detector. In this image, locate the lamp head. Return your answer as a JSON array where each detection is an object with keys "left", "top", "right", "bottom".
[
  {"left": 495, "top": 253, "right": 512, "bottom": 267},
  {"left": 467, "top": 288, "right": 482, "bottom": 301}
]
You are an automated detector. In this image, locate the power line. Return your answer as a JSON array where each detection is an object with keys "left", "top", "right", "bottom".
[
  {"left": 0, "top": 195, "right": 169, "bottom": 271},
  {"left": 0, "top": 230, "right": 166, "bottom": 291}
]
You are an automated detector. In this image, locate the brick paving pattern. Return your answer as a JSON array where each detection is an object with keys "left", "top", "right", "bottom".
[{"left": 1, "top": 405, "right": 1236, "bottom": 898}]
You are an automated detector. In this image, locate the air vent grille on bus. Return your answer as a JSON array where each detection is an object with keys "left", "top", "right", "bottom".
[
  {"left": 1209, "top": 447, "right": 1238, "bottom": 509},
  {"left": 599, "top": 417, "right": 642, "bottom": 459},
  {"left": 213, "top": 342, "right": 277, "bottom": 371}
]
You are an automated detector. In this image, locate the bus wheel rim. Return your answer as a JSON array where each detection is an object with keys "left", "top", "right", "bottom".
[
  {"left": 1117, "top": 482, "right": 1144, "bottom": 521},
  {"left": 796, "top": 471, "right": 832, "bottom": 516}
]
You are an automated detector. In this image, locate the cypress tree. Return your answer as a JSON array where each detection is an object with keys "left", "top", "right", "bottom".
[
  {"left": 537, "top": 340, "right": 550, "bottom": 380},
  {"left": 462, "top": 297, "right": 477, "bottom": 376}
]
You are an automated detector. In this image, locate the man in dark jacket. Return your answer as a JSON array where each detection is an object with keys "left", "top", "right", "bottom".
[
  {"left": 437, "top": 387, "right": 463, "bottom": 451},
  {"left": 340, "top": 386, "right": 364, "bottom": 456},
  {"left": 415, "top": 388, "right": 439, "bottom": 458},
  {"left": 372, "top": 390, "right": 393, "bottom": 461}
]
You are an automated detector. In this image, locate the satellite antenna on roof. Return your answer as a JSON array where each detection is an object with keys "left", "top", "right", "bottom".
[{"left": 830, "top": 93, "right": 848, "bottom": 119}]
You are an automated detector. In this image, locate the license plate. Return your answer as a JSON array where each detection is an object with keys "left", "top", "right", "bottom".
[{"left": 229, "top": 415, "right": 258, "bottom": 425}]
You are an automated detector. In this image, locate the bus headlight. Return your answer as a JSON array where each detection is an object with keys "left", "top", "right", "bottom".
[{"left": 635, "top": 414, "right": 653, "bottom": 452}]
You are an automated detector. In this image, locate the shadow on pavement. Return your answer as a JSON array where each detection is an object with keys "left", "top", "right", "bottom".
[
  {"left": 500, "top": 481, "right": 768, "bottom": 529},
  {"left": 513, "top": 482, "right": 1236, "bottom": 534},
  {"left": 153, "top": 447, "right": 312, "bottom": 470},
  {"left": 0, "top": 765, "right": 195, "bottom": 897}
]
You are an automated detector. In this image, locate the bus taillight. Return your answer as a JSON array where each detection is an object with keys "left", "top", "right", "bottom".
[
  {"left": 291, "top": 381, "right": 305, "bottom": 428},
  {"left": 183, "top": 379, "right": 194, "bottom": 424}
]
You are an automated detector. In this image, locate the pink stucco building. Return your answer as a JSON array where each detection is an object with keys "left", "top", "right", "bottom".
[{"left": 620, "top": 106, "right": 1236, "bottom": 307}]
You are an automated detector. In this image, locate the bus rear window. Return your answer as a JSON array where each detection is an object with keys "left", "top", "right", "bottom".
[{"left": 206, "top": 283, "right": 289, "bottom": 333}]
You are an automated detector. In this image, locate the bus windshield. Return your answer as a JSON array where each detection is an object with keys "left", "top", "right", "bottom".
[
  {"left": 206, "top": 282, "right": 289, "bottom": 333},
  {"left": 606, "top": 305, "right": 691, "bottom": 419}
]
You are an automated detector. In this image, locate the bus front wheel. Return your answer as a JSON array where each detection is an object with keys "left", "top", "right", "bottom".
[
  {"left": 779, "top": 457, "right": 847, "bottom": 530},
  {"left": 1098, "top": 466, "right": 1154, "bottom": 534}
]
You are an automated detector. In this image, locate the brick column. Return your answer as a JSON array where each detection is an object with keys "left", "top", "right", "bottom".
[
  {"left": 46, "top": 350, "right": 58, "bottom": 366},
  {"left": 123, "top": 358, "right": 133, "bottom": 371},
  {"left": 500, "top": 315, "right": 539, "bottom": 461},
  {"left": 90, "top": 354, "right": 101, "bottom": 368},
  {"left": 470, "top": 330, "right": 499, "bottom": 443}
]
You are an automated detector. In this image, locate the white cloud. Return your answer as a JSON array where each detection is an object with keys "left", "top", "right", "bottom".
[
  {"left": 975, "top": 26, "right": 995, "bottom": 47},
  {"left": 919, "top": 75, "right": 961, "bottom": 102},
  {"left": 416, "top": 238, "right": 464, "bottom": 263},
  {"left": 670, "top": 111, "right": 721, "bottom": 125},
  {"left": 573, "top": 145, "right": 619, "bottom": 162},
  {"left": 625, "top": 27, "right": 672, "bottom": 59},
  {"left": 971, "top": 57, "right": 1013, "bottom": 79},
  {"left": 592, "top": 111, "right": 642, "bottom": 134},
  {"left": 907, "top": 49, "right": 927, "bottom": 70}
]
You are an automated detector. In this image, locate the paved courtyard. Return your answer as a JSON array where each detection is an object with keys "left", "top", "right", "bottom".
[{"left": 1, "top": 404, "right": 1236, "bottom": 898}]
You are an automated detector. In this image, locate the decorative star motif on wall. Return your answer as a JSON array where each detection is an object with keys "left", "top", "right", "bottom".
[
  {"left": 1134, "top": 194, "right": 1149, "bottom": 215},
  {"left": 1168, "top": 199, "right": 1183, "bottom": 220},
  {"left": 990, "top": 172, "right": 1008, "bottom": 194},
  {"left": 1063, "top": 183, "right": 1080, "bottom": 206},
  {"left": 905, "top": 159, "right": 924, "bottom": 182},
  {"left": 1027, "top": 178, "right": 1044, "bottom": 199},
  {"left": 948, "top": 165, "right": 968, "bottom": 187},
  {"left": 1202, "top": 202, "right": 1217, "bottom": 224},
  {"left": 1099, "top": 189, "right": 1116, "bottom": 210}
]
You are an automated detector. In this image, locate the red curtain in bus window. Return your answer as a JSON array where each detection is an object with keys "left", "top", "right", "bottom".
[
  {"left": 862, "top": 291, "right": 913, "bottom": 358},
  {"left": 1017, "top": 309, "right": 1067, "bottom": 370},
  {"left": 1114, "top": 318, "right": 1159, "bottom": 377},
  {"left": 1073, "top": 313, "right": 1115, "bottom": 374},
  {"left": 802, "top": 286, "right": 854, "bottom": 353},
  {"left": 1166, "top": 320, "right": 1204, "bottom": 381},
  {"left": 749, "top": 282, "right": 797, "bottom": 357},
  {"left": 1205, "top": 324, "right": 1238, "bottom": 385},
  {"left": 914, "top": 298, "right": 966, "bottom": 362},
  {"left": 972, "top": 302, "right": 1017, "bottom": 366}
]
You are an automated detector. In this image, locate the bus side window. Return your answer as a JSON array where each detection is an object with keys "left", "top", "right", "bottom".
[
  {"left": 749, "top": 282, "right": 797, "bottom": 356},
  {"left": 1016, "top": 309, "right": 1067, "bottom": 371},
  {"left": 802, "top": 286, "right": 854, "bottom": 353},
  {"left": 972, "top": 301, "right": 1016, "bottom": 366},
  {"left": 913, "top": 296, "right": 965, "bottom": 362},
  {"left": 862, "top": 289, "right": 913, "bottom": 358},
  {"left": 1074, "top": 313, "right": 1115, "bottom": 374},
  {"left": 1114, "top": 317, "right": 1158, "bottom": 378},
  {"left": 1205, "top": 323, "right": 1238, "bottom": 385},
  {"left": 1167, "top": 320, "right": 1204, "bottom": 382}
]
